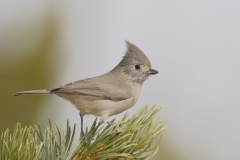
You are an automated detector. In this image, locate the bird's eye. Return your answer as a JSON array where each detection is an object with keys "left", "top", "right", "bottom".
[{"left": 135, "top": 65, "right": 140, "bottom": 70}]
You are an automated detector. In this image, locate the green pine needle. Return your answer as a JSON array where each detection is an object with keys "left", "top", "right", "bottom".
[
  {"left": 0, "top": 120, "right": 75, "bottom": 160},
  {"left": 0, "top": 106, "right": 166, "bottom": 160},
  {"left": 71, "top": 106, "right": 167, "bottom": 160}
]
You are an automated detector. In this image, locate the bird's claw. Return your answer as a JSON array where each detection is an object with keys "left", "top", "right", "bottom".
[{"left": 80, "top": 131, "right": 86, "bottom": 141}]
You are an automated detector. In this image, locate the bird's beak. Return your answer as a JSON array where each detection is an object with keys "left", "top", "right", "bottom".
[{"left": 147, "top": 69, "right": 158, "bottom": 75}]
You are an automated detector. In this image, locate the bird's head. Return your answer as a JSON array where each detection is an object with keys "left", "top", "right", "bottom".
[{"left": 116, "top": 41, "right": 158, "bottom": 84}]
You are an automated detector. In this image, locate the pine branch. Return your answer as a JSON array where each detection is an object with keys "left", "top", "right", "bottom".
[
  {"left": 0, "top": 106, "right": 166, "bottom": 160},
  {"left": 0, "top": 121, "right": 75, "bottom": 160}
]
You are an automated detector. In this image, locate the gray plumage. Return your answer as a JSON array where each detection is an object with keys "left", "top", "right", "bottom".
[{"left": 13, "top": 41, "right": 158, "bottom": 140}]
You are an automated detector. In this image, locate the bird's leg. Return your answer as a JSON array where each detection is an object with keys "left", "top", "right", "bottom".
[
  {"left": 101, "top": 114, "right": 115, "bottom": 126},
  {"left": 79, "top": 111, "right": 85, "bottom": 141}
]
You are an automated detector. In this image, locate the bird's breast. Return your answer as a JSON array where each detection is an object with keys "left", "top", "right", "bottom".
[{"left": 108, "top": 83, "right": 142, "bottom": 115}]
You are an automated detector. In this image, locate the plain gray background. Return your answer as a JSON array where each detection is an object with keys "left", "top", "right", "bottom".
[{"left": 1, "top": 1, "right": 239, "bottom": 160}]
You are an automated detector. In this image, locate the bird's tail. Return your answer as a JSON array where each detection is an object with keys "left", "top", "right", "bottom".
[{"left": 13, "top": 89, "right": 50, "bottom": 96}]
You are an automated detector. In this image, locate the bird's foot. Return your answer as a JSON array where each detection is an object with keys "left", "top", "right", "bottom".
[{"left": 80, "top": 130, "right": 86, "bottom": 141}]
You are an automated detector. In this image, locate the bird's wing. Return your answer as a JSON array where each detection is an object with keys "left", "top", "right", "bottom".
[{"left": 51, "top": 76, "right": 132, "bottom": 101}]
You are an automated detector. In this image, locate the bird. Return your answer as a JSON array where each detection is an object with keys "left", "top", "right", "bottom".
[{"left": 13, "top": 41, "right": 158, "bottom": 140}]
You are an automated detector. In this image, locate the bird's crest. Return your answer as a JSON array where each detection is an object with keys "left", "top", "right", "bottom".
[{"left": 123, "top": 41, "right": 151, "bottom": 67}]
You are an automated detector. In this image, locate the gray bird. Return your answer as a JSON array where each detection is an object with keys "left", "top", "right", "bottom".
[{"left": 13, "top": 41, "right": 158, "bottom": 140}]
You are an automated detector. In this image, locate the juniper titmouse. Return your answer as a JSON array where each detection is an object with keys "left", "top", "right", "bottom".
[{"left": 13, "top": 41, "right": 158, "bottom": 140}]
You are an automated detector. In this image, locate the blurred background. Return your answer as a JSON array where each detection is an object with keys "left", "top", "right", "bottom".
[{"left": 1, "top": 0, "right": 240, "bottom": 160}]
